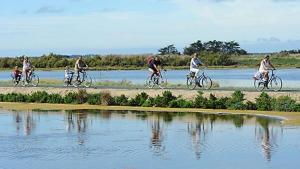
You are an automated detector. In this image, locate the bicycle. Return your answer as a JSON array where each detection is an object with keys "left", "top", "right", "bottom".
[
  {"left": 254, "top": 69, "right": 282, "bottom": 92},
  {"left": 146, "top": 70, "right": 167, "bottom": 89},
  {"left": 18, "top": 67, "right": 39, "bottom": 87},
  {"left": 186, "top": 68, "right": 212, "bottom": 90},
  {"left": 71, "top": 69, "right": 92, "bottom": 88},
  {"left": 11, "top": 73, "right": 22, "bottom": 86}
]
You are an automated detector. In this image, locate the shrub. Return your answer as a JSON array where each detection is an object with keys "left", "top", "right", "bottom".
[
  {"left": 100, "top": 91, "right": 113, "bottom": 106},
  {"left": 113, "top": 94, "right": 129, "bottom": 106},
  {"left": 48, "top": 94, "right": 64, "bottom": 104},
  {"left": 64, "top": 92, "right": 78, "bottom": 104},
  {"left": 228, "top": 91, "right": 245, "bottom": 110},
  {"left": 245, "top": 101, "right": 257, "bottom": 110},
  {"left": 129, "top": 92, "right": 149, "bottom": 106},
  {"left": 194, "top": 91, "right": 208, "bottom": 108},
  {"left": 30, "top": 91, "right": 49, "bottom": 103},
  {"left": 273, "top": 96, "right": 297, "bottom": 112},
  {"left": 256, "top": 92, "right": 272, "bottom": 111},
  {"left": 169, "top": 99, "right": 193, "bottom": 108},
  {"left": 87, "top": 93, "right": 101, "bottom": 105},
  {"left": 76, "top": 89, "right": 88, "bottom": 104},
  {"left": 215, "top": 97, "right": 229, "bottom": 109},
  {"left": 161, "top": 91, "right": 177, "bottom": 107}
]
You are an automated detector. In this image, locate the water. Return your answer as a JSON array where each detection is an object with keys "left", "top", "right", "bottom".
[
  {"left": 0, "top": 109, "right": 299, "bottom": 169},
  {"left": 1, "top": 68, "right": 299, "bottom": 88}
]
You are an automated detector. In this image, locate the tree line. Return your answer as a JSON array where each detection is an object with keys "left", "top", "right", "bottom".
[{"left": 0, "top": 40, "right": 248, "bottom": 69}]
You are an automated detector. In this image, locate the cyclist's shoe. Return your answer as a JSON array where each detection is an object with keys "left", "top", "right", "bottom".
[{"left": 196, "top": 80, "right": 202, "bottom": 87}]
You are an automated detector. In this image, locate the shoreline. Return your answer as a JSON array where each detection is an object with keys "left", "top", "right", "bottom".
[
  {"left": 0, "top": 102, "right": 300, "bottom": 126},
  {"left": 0, "top": 66, "right": 299, "bottom": 71}
]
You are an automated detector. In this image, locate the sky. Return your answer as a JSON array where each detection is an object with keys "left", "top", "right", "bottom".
[{"left": 0, "top": 0, "right": 300, "bottom": 56}]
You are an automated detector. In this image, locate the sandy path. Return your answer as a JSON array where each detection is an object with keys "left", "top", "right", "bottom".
[{"left": 0, "top": 87, "right": 299, "bottom": 102}]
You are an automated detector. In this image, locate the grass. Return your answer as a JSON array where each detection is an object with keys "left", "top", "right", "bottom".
[{"left": 0, "top": 102, "right": 299, "bottom": 126}]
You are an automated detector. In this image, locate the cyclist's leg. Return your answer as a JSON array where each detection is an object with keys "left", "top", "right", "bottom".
[
  {"left": 190, "top": 68, "right": 199, "bottom": 77},
  {"left": 148, "top": 68, "right": 155, "bottom": 80},
  {"left": 75, "top": 69, "right": 80, "bottom": 81}
]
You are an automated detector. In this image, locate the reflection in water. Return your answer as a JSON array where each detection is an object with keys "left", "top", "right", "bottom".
[
  {"left": 255, "top": 118, "right": 282, "bottom": 161},
  {"left": 7, "top": 110, "right": 283, "bottom": 162},
  {"left": 13, "top": 111, "right": 36, "bottom": 136},
  {"left": 149, "top": 115, "right": 165, "bottom": 155}
]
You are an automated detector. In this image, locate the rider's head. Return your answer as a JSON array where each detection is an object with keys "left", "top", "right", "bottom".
[
  {"left": 264, "top": 55, "right": 270, "bottom": 60},
  {"left": 192, "top": 53, "right": 198, "bottom": 58},
  {"left": 25, "top": 57, "right": 28, "bottom": 61},
  {"left": 15, "top": 66, "right": 18, "bottom": 69},
  {"left": 79, "top": 56, "right": 83, "bottom": 60},
  {"left": 65, "top": 66, "right": 69, "bottom": 70}
]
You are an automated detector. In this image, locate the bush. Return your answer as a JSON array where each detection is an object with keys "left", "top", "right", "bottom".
[
  {"left": 48, "top": 94, "right": 64, "bottom": 104},
  {"left": 228, "top": 91, "right": 245, "bottom": 110},
  {"left": 169, "top": 99, "right": 193, "bottom": 108},
  {"left": 194, "top": 91, "right": 208, "bottom": 108},
  {"left": 129, "top": 92, "right": 149, "bottom": 106},
  {"left": 256, "top": 92, "right": 272, "bottom": 111},
  {"left": 87, "top": 93, "right": 101, "bottom": 105},
  {"left": 113, "top": 94, "right": 129, "bottom": 106},
  {"left": 161, "top": 91, "right": 177, "bottom": 107},
  {"left": 273, "top": 96, "right": 297, "bottom": 112},
  {"left": 100, "top": 91, "right": 113, "bottom": 106},
  {"left": 30, "top": 91, "right": 49, "bottom": 103},
  {"left": 64, "top": 92, "right": 78, "bottom": 104},
  {"left": 245, "top": 101, "right": 257, "bottom": 110},
  {"left": 76, "top": 89, "right": 88, "bottom": 104}
]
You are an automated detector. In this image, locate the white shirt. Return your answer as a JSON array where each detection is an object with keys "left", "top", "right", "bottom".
[
  {"left": 23, "top": 60, "right": 30, "bottom": 70},
  {"left": 190, "top": 58, "right": 202, "bottom": 69},
  {"left": 259, "top": 59, "right": 271, "bottom": 72}
]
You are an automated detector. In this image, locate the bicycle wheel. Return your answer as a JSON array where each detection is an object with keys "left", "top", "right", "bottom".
[
  {"left": 187, "top": 76, "right": 197, "bottom": 90},
  {"left": 254, "top": 79, "right": 265, "bottom": 91},
  {"left": 270, "top": 76, "right": 282, "bottom": 92},
  {"left": 31, "top": 74, "right": 39, "bottom": 87},
  {"left": 63, "top": 77, "right": 70, "bottom": 87},
  {"left": 83, "top": 74, "right": 92, "bottom": 88},
  {"left": 158, "top": 76, "right": 167, "bottom": 89},
  {"left": 201, "top": 76, "right": 212, "bottom": 90},
  {"left": 72, "top": 74, "right": 81, "bottom": 88},
  {"left": 146, "top": 76, "right": 156, "bottom": 89}
]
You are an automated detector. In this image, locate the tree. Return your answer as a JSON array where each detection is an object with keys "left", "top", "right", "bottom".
[
  {"left": 183, "top": 40, "right": 204, "bottom": 55},
  {"left": 158, "top": 44, "right": 180, "bottom": 55}
]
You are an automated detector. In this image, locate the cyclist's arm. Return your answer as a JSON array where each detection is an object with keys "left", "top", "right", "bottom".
[{"left": 269, "top": 61, "right": 275, "bottom": 69}]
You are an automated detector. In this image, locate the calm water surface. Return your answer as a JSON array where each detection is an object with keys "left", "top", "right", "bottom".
[
  {"left": 0, "top": 68, "right": 299, "bottom": 88},
  {"left": 0, "top": 110, "right": 299, "bottom": 169}
]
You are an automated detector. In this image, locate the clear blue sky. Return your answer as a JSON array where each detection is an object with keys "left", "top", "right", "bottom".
[{"left": 1, "top": 0, "right": 300, "bottom": 56}]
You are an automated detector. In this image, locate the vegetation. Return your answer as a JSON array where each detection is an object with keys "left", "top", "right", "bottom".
[{"left": 0, "top": 90, "right": 299, "bottom": 112}]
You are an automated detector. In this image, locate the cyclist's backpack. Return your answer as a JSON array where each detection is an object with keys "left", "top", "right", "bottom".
[{"left": 147, "top": 56, "right": 154, "bottom": 65}]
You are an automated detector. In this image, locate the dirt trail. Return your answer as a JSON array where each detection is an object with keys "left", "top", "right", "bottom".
[{"left": 0, "top": 87, "right": 299, "bottom": 102}]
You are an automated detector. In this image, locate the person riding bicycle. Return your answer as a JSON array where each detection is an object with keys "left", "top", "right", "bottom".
[
  {"left": 259, "top": 55, "right": 275, "bottom": 88},
  {"left": 190, "top": 53, "right": 203, "bottom": 78},
  {"left": 22, "top": 57, "right": 32, "bottom": 82},
  {"left": 64, "top": 66, "right": 74, "bottom": 84},
  {"left": 147, "top": 55, "right": 164, "bottom": 81},
  {"left": 74, "top": 56, "right": 88, "bottom": 81},
  {"left": 12, "top": 66, "right": 22, "bottom": 82}
]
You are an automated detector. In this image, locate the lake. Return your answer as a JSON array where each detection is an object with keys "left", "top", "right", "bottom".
[
  {"left": 0, "top": 68, "right": 299, "bottom": 88},
  {"left": 0, "top": 109, "right": 299, "bottom": 169}
]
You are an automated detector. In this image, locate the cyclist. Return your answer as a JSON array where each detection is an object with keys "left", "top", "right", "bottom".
[
  {"left": 64, "top": 66, "right": 74, "bottom": 84},
  {"left": 190, "top": 53, "right": 203, "bottom": 77},
  {"left": 147, "top": 55, "right": 164, "bottom": 81},
  {"left": 259, "top": 55, "right": 275, "bottom": 88},
  {"left": 12, "top": 66, "right": 22, "bottom": 82},
  {"left": 22, "top": 57, "right": 31, "bottom": 82},
  {"left": 74, "top": 56, "right": 88, "bottom": 81}
]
